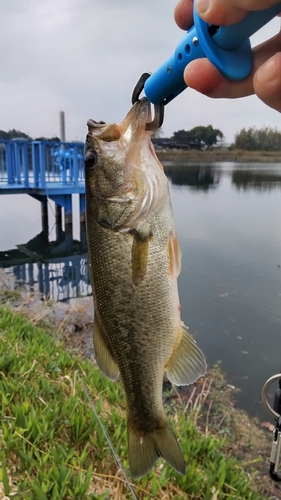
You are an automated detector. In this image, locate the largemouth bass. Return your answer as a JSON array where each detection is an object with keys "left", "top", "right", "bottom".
[{"left": 85, "top": 98, "right": 206, "bottom": 480}]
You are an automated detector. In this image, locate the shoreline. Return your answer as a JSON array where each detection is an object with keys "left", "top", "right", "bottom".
[
  {"left": 156, "top": 148, "right": 281, "bottom": 164},
  {"left": 0, "top": 269, "right": 279, "bottom": 498}
]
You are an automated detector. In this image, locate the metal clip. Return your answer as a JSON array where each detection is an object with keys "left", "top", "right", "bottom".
[
  {"left": 269, "top": 417, "right": 281, "bottom": 482},
  {"left": 132, "top": 73, "right": 164, "bottom": 131},
  {"left": 261, "top": 374, "right": 281, "bottom": 420},
  {"left": 261, "top": 374, "right": 281, "bottom": 481}
]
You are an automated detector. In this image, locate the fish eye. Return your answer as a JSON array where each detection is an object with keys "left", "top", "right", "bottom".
[{"left": 84, "top": 150, "right": 98, "bottom": 169}]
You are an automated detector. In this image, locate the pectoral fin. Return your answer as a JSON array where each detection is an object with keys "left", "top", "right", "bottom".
[
  {"left": 168, "top": 230, "right": 181, "bottom": 279},
  {"left": 131, "top": 233, "right": 150, "bottom": 286},
  {"left": 165, "top": 324, "right": 207, "bottom": 386},
  {"left": 93, "top": 316, "right": 119, "bottom": 381}
]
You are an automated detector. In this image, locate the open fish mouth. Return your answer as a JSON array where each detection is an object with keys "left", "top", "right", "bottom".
[{"left": 87, "top": 98, "right": 152, "bottom": 143}]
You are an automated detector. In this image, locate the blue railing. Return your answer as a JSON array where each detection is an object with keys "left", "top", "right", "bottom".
[{"left": 0, "top": 140, "right": 85, "bottom": 194}]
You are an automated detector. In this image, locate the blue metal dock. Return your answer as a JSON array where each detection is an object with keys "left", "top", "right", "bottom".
[
  {"left": 0, "top": 139, "right": 86, "bottom": 237},
  {"left": 0, "top": 139, "right": 85, "bottom": 195}
]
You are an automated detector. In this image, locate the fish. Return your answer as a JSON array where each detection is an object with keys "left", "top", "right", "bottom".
[{"left": 84, "top": 98, "right": 207, "bottom": 480}]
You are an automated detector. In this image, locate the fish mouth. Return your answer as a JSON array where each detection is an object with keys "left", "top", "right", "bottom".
[
  {"left": 129, "top": 98, "right": 152, "bottom": 128},
  {"left": 119, "top": 98, "right": 152, "bottom": 145},
  {"left": 87, "top": 98, "right": 152, "bottom": 145}
]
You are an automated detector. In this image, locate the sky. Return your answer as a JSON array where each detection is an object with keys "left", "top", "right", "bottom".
[{"left": 0, "top": 0, "right": 280, "bottom": 145}]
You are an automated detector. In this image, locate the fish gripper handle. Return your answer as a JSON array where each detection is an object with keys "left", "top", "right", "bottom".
[{"left": 144, "top": 1, "right": 281, "bottom": 105}]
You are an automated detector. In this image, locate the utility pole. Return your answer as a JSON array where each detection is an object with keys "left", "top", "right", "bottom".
[{"left": 60, "top": 111, "right": 65, "bottom": 142}]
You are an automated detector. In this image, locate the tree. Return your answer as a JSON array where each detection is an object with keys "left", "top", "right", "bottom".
[
  {"left": 172, "top": 126, "right": 223, "bottom": 149},
  {"left": 189, "top": 125, "right": 223, "bottom": 149},
  {"left": 34, "top": 136, "right": 61, "bottom": 142},
  {"left": 234, "top": 126, "right": 281, "bottom": 150},
  {"left": 0, "top": 129, "right": 31, "bottom": 140},
  {"left": 172, "top": 129, "right": 195, "bottom": 143}
]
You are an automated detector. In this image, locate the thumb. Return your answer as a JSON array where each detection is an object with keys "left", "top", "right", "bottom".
[{"left": 254, "top": 52, "right": 281, "bottom": 113}]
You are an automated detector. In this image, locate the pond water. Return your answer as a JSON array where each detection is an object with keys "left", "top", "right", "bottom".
[{"left": 0, "top": 161, "right": 281, "bottom": 421}]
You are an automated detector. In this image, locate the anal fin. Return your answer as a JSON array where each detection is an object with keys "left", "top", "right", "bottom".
[
  {"left": 166, "top": 324, "right": 207, "bottom": 386},
  {"left": 93, "top": 315, "right": 119, "bottom": 381}
]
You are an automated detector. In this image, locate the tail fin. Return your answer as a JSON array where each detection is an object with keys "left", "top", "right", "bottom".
[{"left": 128, "top": 421, "right": 186, "bottom": 480}]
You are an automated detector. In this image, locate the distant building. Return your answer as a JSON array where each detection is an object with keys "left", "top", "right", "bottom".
[{"left": 152, "top": 137, "right": 201, "bottom": 150}]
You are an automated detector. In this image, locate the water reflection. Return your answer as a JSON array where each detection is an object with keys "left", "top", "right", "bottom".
[
  {"left": 0, "top": 231, "right": 91, "bottom": 302},
  {"left": 164, "top": 162, "right": 281, "bottom": 192},
  {"left": 232, "top": 168, "right": 281, "bottom": 191},
  {"left": 164, "top": 164, "right": 220, "bottom": 190}
]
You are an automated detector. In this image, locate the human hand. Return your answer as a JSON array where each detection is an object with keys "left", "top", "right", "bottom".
[{"left": 174, "top": 0, "right": 281, "bottom": 112}]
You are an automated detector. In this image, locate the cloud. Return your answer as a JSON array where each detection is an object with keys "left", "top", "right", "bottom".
[{"left": 0, "top": 0, "right": 280, "bottom": 142}]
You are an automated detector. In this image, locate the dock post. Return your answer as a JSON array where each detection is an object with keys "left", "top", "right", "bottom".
[
  {"left": 44, "top": 263, "right": 50, "bottom": 298},
  {"left": 64, "top": 194, "right": 73, "bottom": 251},
  {"left": 37, "top": 262, "right": 44, "bottom": 294},
  {"left": 28, "top": 263, "right": 34, "bottom": 289},
  {"left": 79, "top": 194, "right": 87, "bottom": 248},
  {"left": 41, "top": 196, "right": 49, "bottom": 234},
  {"left": 64, "top": 194, "right": 72, "bottom": 230},
  {"left": 55, "top": 204, "right": 62, "bottom": 240},
  {"left": 79, "top": 193, "right": 86, "bottom": 224}
]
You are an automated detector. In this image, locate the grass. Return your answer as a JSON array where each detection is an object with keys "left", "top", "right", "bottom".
[
  {"left": 156, "top": 148, "right": 281, "bottom": 163},
  {"left": 0, "top": 289, "right": 22, "bottom": 304},
  {"left": 0, "top": 305, "right": 268, "bottom": 499}
]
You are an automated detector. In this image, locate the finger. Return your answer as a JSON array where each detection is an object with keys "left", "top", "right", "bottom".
[
  {"left": 183, "top": 58, "right": 253, "bottom": 97},
  {"left": 196, "top": 0, "right": 280, "bottom": 26},
  {"left": 174, "top": 0, "right": 194, "bottom": 30},
  {"left": 254, "top": 52, "right": 281, "bottom": 112},
  {"left": 183, "top": 31, "right": 281, "bottom": 98}
]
